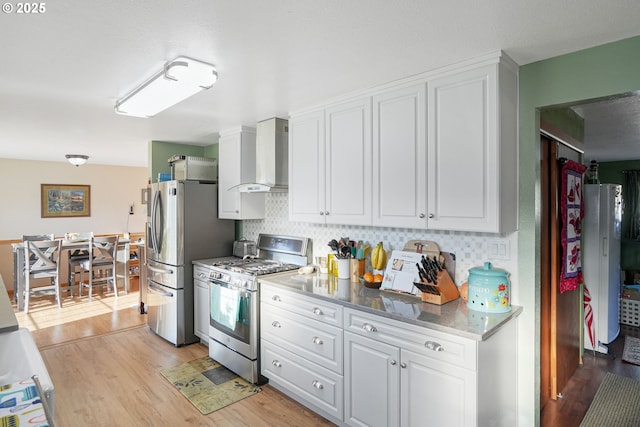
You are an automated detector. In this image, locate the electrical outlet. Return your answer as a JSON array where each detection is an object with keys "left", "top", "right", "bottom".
[
  {"left": 488, "top": 239, "right": 510, "bottom": 260},
  {"left": 129, "top": 204, "right": 134, "bottom": 215}
]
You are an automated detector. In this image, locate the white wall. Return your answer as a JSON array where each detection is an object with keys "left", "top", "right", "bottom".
[{"left": 0, "top": 158, "right": 147, "bottom": 290}]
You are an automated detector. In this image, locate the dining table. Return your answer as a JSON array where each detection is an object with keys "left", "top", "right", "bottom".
[{"left": 12, "top": 237, "right": 146, "bottom": 312}]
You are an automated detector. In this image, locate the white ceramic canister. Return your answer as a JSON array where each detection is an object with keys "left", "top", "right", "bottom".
[{"left": 466, "top": 262, "right": 511, "bottom": 313}]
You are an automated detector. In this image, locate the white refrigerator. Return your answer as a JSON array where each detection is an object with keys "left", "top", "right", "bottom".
[{"left": 583, "top": 183, "right": 622, "bottom": 353}]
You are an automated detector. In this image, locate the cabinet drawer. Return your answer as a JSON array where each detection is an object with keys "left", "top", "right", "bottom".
[
  {"left": 261, "top": 340, "right": 343, "bottom": 421},
  {"left": 261, "top": 283, "right": 343, "bottom": 327},
  {"left": 261, "top": 303, "right": 343, "bottom": 374},
  {"left": 344, "top": 308, "right": 476, "bottom": 370}
]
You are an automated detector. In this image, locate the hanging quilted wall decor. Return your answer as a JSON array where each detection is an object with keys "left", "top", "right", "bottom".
[{"left": 559, "top": 159, "right": 587, "bottom": 293}]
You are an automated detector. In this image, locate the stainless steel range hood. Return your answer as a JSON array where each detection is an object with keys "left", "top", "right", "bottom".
[{"left": 232, "top": 117, "right": 288, "bottom": 193}]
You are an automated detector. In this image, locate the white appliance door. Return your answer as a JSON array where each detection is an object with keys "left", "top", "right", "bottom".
[{"left": 601, "top": 184, "right": 621, "bottom": 344}]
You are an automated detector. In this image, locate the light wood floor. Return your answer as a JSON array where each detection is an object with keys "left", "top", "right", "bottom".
[{"left": 13, "top": 291, "right": 335, "bottom": 426}]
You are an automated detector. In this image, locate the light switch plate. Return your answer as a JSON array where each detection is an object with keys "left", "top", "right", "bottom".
[{"left": 488, "top": 239, "right": 510, "bottom": 260}]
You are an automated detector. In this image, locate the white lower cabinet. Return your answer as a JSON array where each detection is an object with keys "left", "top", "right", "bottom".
[
  {"left": 344, "top": 331, "right": 400, "bottom": 427},
  {"left": 193, "top": 266, "right": 209, "bottom": 342},
  {"left": 260, "top": 284, "right": 344, "bottom": 425},
  {"left": 260, "top": 284, "right": 517, "bottom": 427}
]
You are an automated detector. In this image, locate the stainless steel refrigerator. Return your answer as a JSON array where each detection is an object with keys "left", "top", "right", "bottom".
[
  {"left": 146, "top": 180, "right": 235, "bottom": 346},
  {"left": 583, "top": 183, "right": 622, "bottom": 353}
]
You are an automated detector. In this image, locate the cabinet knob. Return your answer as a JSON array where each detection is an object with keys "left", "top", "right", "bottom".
[
  {"left": 425, "top": 341, "right": 444, "bottom": 352},
  {"left": 390, "top": 359, "right": 397, "bottom": 366},
  {"left": 362, "top": 323, "right": 377, "bottom": 333},
  {"left": 313, "top": 307, "right": 323, "bottom": 316},
  {"left": 320, "top": 211, "right": 324, "bottom": 215},
  {"left": 312, "top": 336, "right": 324, "bottom": 345},
  {"left": 272, "top": 295, "right": 282, "bottom": 302},
  {"left": 419, "top": 213, "right": 425, "bottom": 219},
  {"left": 325, "top": 211, "right": 330, "bottom": 216},
  {"left": 272, "top": 321, "right": 282, "bottom": 328},
  {"left": 401, "top": 362, "right": 407, "bottom": 369},
  {"left": 235, "top": 210, "right": 239, "bottom": 213},
  {"left": 312, "top": 380, "right": 324, "bottom": 390},
  {"left": 428, "top": 213, "right": 434, "bottom": 219},
  {"left": 272, "top": 360, "right": 282, "bottom": 368}
]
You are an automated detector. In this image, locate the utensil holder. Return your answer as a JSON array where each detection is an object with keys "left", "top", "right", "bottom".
[{"left": 336, "top": 258, "right": 350, "bottom": 279}]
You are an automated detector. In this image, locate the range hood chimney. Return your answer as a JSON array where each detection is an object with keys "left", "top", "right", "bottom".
[{"left": 233, "top": 117, "right": 288, "bottom": 193}]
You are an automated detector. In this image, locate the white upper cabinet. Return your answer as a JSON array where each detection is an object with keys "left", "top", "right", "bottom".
[
  {"left": 289, "top": 98, "right": 372, "bottom": 225},
  {"left": 324, "top": 98, "right": 372, "bottom": 225},
  {"left": 289, "top": 109, "right": 326, "bottom": 223},
  {"left": 427, "top": 57, "right": 518, "bottom": 233},
  {"left": 289, "top": 51, "right": 518, "bottom": 233},
  {"left": 372, "top": 83, "right": 427, "bottom": 228},
  {"left": 218, "top": 127, "right": 266, "bottom": 220}
]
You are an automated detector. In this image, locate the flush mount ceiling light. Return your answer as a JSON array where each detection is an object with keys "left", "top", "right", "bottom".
[
  {"left": 114, "top": 56, "right": 218, "bottom": 118},
  {"left": 65, "top": 154, "right": 89, "bottom": 167}
]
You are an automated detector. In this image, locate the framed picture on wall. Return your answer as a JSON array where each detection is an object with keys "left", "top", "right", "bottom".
[{"left": 41, "top": 184, "right": 91, "bottom": 218}]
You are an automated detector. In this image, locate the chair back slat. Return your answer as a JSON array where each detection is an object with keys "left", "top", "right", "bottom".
[{"left": 24, "top": 240, "right": 61, "bottom": 274}]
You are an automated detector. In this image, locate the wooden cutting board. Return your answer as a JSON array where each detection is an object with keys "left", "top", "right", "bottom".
[{"left": 402, "top": 240, "right": 440, "bottom": 258}]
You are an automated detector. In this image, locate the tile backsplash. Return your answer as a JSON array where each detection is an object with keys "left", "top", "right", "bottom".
[{"left": 242, "top": 193, "right": 518, "bottom": 286}]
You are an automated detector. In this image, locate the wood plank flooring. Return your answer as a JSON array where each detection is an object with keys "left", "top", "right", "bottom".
[
  {"left": 541, "top": 325, "right": 640, "bottom": 427},
  {"left": 13, "top": 292, "right": 335, "bottom": 426}
]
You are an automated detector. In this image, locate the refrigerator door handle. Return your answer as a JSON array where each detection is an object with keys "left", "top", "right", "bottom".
[
  {"left": 148, "top": 283, "right": 174, "bottom": 297},
  {"left": 602, "top": 237, "right": 608, "bottom": 257},
  {"left": 148, "top": 264, "right": 175, "bottom": 275},
  {"left": 151, "top": 189, "right": 164, "bottom": 253}
]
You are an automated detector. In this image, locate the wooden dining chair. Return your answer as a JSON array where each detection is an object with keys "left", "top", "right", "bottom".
[
  {"left": 78, "top": 235, "right": 119, "bottom": 301},
  {"left": 66, "top": 232, "right": 93, "bottom": 295},
  {"left": 23, "top": 239, "right": 62, "bottom": 314}
]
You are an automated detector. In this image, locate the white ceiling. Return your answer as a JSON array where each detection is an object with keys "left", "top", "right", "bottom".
[{"left": 2, "top": 0, "right": 640, "bottom": 167}]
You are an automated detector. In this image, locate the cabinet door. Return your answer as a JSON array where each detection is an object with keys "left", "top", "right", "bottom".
[
  {"left": 218, "top": 132, "right": 242, "bottom": 219},
  {"left": 218, "top": 130, "right": 265, "bottom": 219},
  {"left": 427, "top": 64, "right": 499, "bottom": 232},
  {"left": 372, "top": 84, "right": 427, "bottom": 228},
  {"left": 325, "top": 98, "right": 372, "bottom": 225},
  {"left": 289, "top": 110, "right": 326, "bottom": 223},
  {"left": 193, "top": 279, "right": 209, "bottom": 341},
  {"left": 401, "top": 349, "right": 476, "bottom": 427},
  {"left": 344, "top": 331, "right": 399, "bottom": 427}
]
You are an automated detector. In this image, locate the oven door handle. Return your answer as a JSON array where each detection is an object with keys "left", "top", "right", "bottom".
[
  {"left": 209, "top": 280, "right": 253, "bottom": 297},
  {"left": 148, "top": 283, "right": 174, "bottom": 297}
]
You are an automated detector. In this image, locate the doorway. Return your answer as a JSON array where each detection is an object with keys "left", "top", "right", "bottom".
[{"left": 540, "top": 133, "right": 582, "bottom": 407}]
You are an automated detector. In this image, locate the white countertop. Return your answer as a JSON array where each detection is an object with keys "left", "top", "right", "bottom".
[
  {"left": 0, "top": 274, "right": 19, "bottom": 333},
  {"left": 259, "top": 272, "right": 522, "bottom": 341}
]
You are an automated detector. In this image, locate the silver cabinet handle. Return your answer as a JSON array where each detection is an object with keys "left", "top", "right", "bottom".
[
  {"left": 390, "top": 360, "right": 397, "bottom": 366},
  {"left": 419, "top": 213, "right": 425, "bottom": 219},
  {"left": 312, "top": 336, "right": 324, "bottom": 345},
  {"left": 313, "top": 307, "right": 323, "bottom": 316},
  {"left": 320, "top": 211, "right": 324, "bottom": 215},
  {"left": 272, "top": 321, "right": 281, "bottom": 328},
  {"left": 401, "top": 362, "right": 407, "bottom": 369},
  {"left": 312, "top": 380, "right": 324, "bottom": 390},
  {"left": 425, "top": 341, "right": 444, "bottom": 352},
  {"left": 272, "top": 360, "right": 282, "bottom": 368},
  {"left": 428, "top": 213, "right": 434, "bottom": 218},
  {"left": 362, "top": 323, "right": 377, "bottom": 333},
  {"left": 325, "top": 211, "right": 330, "bottom": 215},
  {"left": 272, "top": 295, "right": 282, "bottom": 302}
]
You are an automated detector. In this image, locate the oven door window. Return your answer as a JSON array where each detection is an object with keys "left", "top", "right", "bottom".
[{"left": 209, "top": 281, "right": 252, "bottom": 345}]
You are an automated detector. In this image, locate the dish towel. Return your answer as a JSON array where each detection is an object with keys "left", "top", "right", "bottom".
[
  {"left": 560, "top": 160, "right": 587, "bottom": 293},
  {"left": 210, "top": 285, "right": 240, "bottom": 331}
]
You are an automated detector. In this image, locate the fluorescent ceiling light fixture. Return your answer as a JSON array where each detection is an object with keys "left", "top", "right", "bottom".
[
  {"left": 66, "top": 154, "right": 89, "bottom": 166},
  {"left": 115, "top": 56, "right": 218, "bottom": 118}
]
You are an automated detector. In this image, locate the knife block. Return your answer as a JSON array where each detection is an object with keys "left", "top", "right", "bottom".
[{"left": 416, "top": 269, "right": 460, "bottom": 305}]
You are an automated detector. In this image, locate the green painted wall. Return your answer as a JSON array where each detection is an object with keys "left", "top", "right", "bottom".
[
  {"left": 540, "top": 107, "right": 584, "bottom": 142},
  {"left": 519, "top": 35, "right": 640, "bottom": 425},
  {"left": 147, "top": 141, "right": 218, "bottom": 183}
]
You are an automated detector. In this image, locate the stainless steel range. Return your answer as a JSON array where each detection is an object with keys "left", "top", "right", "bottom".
[{"left": 198, "top": 234, "right": 311, "bottom": 384}]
